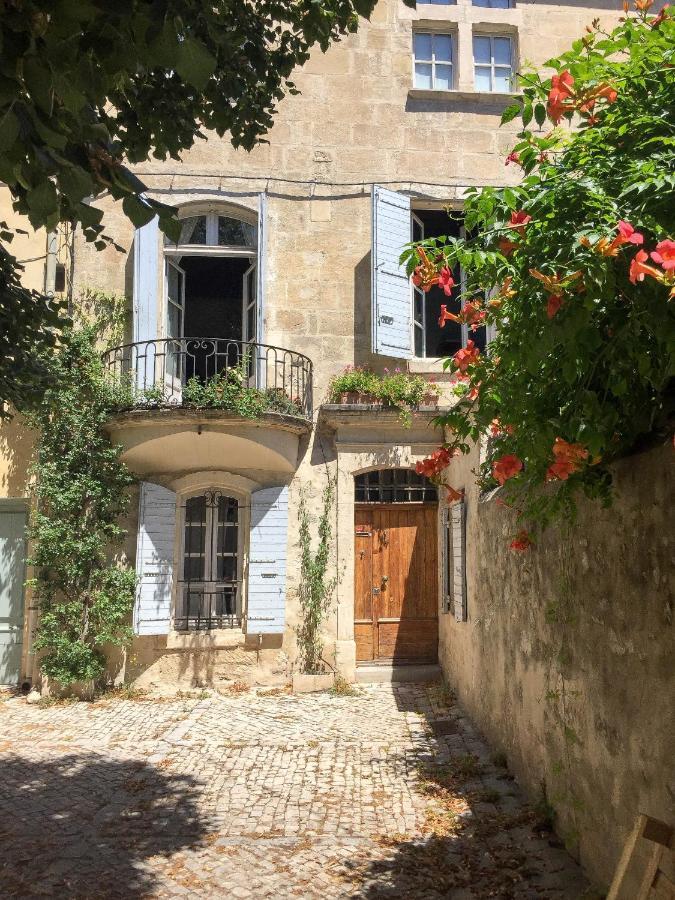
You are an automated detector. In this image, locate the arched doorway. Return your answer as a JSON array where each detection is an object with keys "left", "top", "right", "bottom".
[{"left": 354, "top": 469, "right": 438, "bottom": 664}]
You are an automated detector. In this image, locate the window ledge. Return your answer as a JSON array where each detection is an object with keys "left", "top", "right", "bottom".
[
  {"left": 167, "top": 629, "right": 245, "bottom": 650},
  {"left": 408, "top": 88, "right": 521, "bottom": 103}
]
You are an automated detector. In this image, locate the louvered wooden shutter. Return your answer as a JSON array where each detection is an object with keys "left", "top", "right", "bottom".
[
  {"left": 450, "top": 500, "right": 467, "bottom": 622},
  {"left": 133, "top": 482, "right": 176, "bottom": 635},
  {"left": 371, "top": 186, "right": 413, "bottom": 358},
  {"left": 247, "top": 486, "right": 288, "bottom": 634},
  {"left": 133, "top": 217, "right": 160, "bottom": 344},
  {"left": 256, "top": 192, "right": 267, "bottom": 344}
]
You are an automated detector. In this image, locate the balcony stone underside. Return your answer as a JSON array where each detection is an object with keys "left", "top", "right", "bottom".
[{"left": 105, "top": 408, "right": 312, "bottom": 479}]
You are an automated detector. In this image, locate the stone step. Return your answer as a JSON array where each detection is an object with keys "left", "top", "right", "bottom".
[{"left": 355, "top": 663, "right": 441, "bottom": 684}]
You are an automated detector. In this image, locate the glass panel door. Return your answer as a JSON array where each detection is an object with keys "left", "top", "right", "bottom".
[{"left": 165, "top": 258, "right": 186, "bottom": 401}]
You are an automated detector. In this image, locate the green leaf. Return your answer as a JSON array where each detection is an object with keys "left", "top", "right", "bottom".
[
  {"left": 534, "top": 103, "right": 547, "bottom": 128},
  {"left": 122, "top": 194, "right": 155, "bottom": 228},
  {"left": 25, "top": 180, "right": 58, "bottom": 222},
  {"left": 23, "top": 56, "right": 53, "bottom": 113},
  {"left": 500, "top": 103, "right": 521, "bottom": 125},
  {"left": 175, "top": 37, "right": 217, "bottom": 90},
  {"left": 0, "top": 108, "right": 19, "bottom": 151},
  {"left": 522, "top": 102, "right": 533, "bottom": 127}
]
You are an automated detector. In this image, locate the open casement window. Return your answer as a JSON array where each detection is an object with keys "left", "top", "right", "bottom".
[
  {"left": 134, "top": 482, "right": 177, "bottom": 636},
  {"left": 246, "top": 485, "right": 288, "bottom": 635},
  {"left": 371, "top": 186, "right": 413, "bottom": 358},
  {"left": 165, "top": 258, "right": 185, "bottom": 395},
  {"left": 133, "top": 193, "right": 266, "bottom": 349}
]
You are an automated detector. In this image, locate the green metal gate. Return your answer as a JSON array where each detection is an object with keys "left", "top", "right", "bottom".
[{"left": 0, "top": 500, "right": 27, "bottom": 685}]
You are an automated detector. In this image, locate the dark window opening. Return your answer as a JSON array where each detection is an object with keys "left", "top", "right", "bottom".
[
  {"left": 179, "top": 256, "right": 251, "bottom": 383},
  {"left": 412, "top": 208, "right": 487, "bottom": 358}
]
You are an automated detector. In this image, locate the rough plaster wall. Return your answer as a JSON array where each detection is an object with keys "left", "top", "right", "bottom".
[{"left": 439, "top": 443, "right": 674, "bottom": 891}]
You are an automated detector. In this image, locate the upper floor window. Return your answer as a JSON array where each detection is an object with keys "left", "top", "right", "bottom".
[
  {"left": 169, "top": 213, "right": 257, "bottom": 249},
  {"left": 413, "top": 32, "right": 454, "bottom": 91},
  {"left": 473, "top": 34, "right": 514, "bottom": 93},
  {"left": 411, "top": 208, "right": 487, "bottom": 359},
  {"left": 472, "top": 0, "right": 512, "bottom": 7}
]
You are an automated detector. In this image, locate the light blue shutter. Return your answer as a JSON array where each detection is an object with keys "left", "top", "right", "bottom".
[
  {"left": 247, "top": 485, "right": 288, "bottom": 634},
  {"left": 372, "top": 186, "right": 413, "bottom": 358},
  {"left": 133, "top": 217, "right": 160, "bottom": 344},
  {"left": 0, "top": 501, "right": 27, "bottom": 685},
  {"left": 134, "top": 482, "right": 176, "bottom": 636},
  {"left": 256, "top": 192, "right": 267, "bottom": 344},
  {"left": 451, "top": 500, "right": 467, "bottom": 622}
]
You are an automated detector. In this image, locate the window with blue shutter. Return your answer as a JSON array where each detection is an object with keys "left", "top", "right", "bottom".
[
  {"left": 371, "top": 186, "right": 413, "bottom": 358},
  {"left": 450, "top": 500, "right": 468, "bottom": 622},
  {"left": 134, "top": 482, "right": 177, "bottom": 636},
  {"left": 246, "top": 485, "right": 288, "bottom": 635}
]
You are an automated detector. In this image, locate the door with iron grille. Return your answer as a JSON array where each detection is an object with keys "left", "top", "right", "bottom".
[{"left": 176, "top": 491, "right": 241, "bottom": 630}]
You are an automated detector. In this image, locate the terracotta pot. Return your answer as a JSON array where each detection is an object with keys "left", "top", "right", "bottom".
[{"left": 422, "top": 392, "right": 440, "bottom": 407}]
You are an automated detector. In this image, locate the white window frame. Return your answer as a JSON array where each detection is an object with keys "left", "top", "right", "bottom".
[
  {"left": 412, "top": 31, "right": 456, "bottom": 92},
  {"left": 473, "top": 33, "right": 515, "bottom": 94},
  {"left": 175, "top": 488, "right": 247, "bottom": 629},
  {"left": 161, "top": 208, "right": 258, "bottom": 343}
]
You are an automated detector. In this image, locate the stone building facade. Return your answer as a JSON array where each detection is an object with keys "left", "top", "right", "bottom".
[
  {"left": 2, "top": 2, "right": 672, "bottom": 891},
  {"left": 1, "top": 0, "right": 628, "bottom": 692}
]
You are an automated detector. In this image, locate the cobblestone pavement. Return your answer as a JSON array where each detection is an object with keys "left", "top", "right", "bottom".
[{"left": 0, "top": 683, "right": 592, "bottom": 899}]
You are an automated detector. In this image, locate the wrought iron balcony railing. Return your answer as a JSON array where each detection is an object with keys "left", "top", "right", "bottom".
[{"left": 102, "top": 337, "right": 313, "bottom": 419}]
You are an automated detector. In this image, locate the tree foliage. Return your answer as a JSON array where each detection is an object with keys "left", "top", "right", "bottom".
[
  {"left": 0, "top": 0, "right": 378, "bottom": 413},
  {"left": 25, "top": 312, "right": 136, "bottom": 686},
  {"left": 405, "top": 5, "right": 675, "bottom": 545}
]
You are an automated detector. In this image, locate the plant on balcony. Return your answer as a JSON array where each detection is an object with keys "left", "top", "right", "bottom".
[
  {"left": 25, "top": 315, "right": 136, "bottom": 688},
  {"left": 328, "top": 366, "right": 439, "bottom": 425},
  {"left": 406, "top": 3, "right": 675, "bottom": 548}
]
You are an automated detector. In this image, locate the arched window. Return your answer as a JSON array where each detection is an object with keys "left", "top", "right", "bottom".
[
  {"left": 355, "top": 469, "right": 438, "bottom": 503},
  {"left": 167, "top": 213, "right": 257, "bottom": 251},
  {"left": 162, "top": 207, "right": 259, "bottom": 349},
  {"left": 175, "top": 490, "right": 241, "bottom": 631}
]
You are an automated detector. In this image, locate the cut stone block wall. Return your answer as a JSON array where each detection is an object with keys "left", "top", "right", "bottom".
[{"left": 438, "top": 442, "right": 674, "bottom": 892}]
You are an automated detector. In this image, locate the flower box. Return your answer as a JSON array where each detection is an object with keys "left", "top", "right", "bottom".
[{"left": 339, "top": 391, "right": 381, "bottom": 405}]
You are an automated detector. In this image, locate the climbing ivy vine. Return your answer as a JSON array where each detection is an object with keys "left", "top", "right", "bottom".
[
  {"left": 25, "top": 298, "right": 136, "bottom": 687},
  {"left": 296, "top": 477, "right": 338, "bottom": 674}
]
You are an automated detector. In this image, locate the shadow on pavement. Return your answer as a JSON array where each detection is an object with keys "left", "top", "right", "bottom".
[{"left": 0, "top": 753, "right": 212, "bottom": 898}]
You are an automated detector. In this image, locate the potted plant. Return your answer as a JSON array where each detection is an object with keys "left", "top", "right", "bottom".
[{"left": 328, "top": 366, "right": 381, "bottom": 406}]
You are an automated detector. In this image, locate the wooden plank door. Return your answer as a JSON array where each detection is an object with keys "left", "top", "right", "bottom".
[
  {"left": 0, "top": 502, "right": 27, "bottom": 685},
  {"left": 354, "top": 504, "right": 438, "bottom": 664}
]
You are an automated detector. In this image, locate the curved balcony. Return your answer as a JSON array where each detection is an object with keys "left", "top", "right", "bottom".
[{"left": 102, "top": 337, "right": 313, "bottom": 478}]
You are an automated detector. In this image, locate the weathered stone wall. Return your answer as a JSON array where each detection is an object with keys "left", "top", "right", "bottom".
[{"left": 438, "top": 442, "right": 674, "bottom": 891}]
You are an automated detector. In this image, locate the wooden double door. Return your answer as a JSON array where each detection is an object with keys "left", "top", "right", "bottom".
[{"left": 354, "top": 503, "right": 438, "bottom": 664}]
